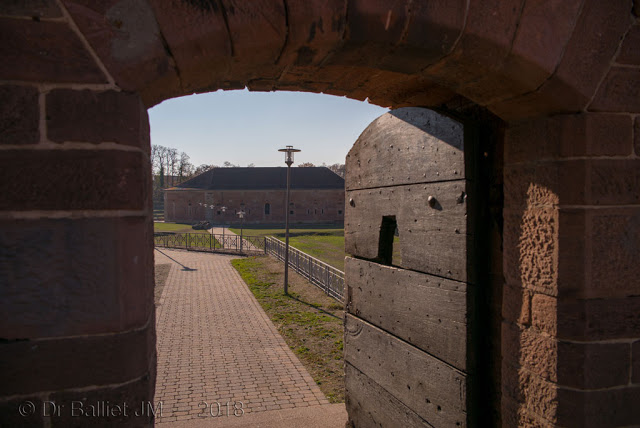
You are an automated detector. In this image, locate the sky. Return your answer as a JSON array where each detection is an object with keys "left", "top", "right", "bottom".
[{"left": 148, "top": 89, "right": 388, "bottom": 168}]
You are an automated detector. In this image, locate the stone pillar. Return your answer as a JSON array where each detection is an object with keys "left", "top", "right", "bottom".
[
  {"left": 502, "top": 113, "right": 640, "bottom": 427},
  {"left": 0, "top": 85, "right": 156, "bottom": 426}
]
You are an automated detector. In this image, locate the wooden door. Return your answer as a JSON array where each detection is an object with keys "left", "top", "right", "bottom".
[{"left": 344, "top": 107, "right": 478, "bottom": 427}]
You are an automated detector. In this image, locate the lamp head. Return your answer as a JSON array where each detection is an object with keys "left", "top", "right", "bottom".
[{"left": 278, "top": 145, "right": 301, "bottom": 167}]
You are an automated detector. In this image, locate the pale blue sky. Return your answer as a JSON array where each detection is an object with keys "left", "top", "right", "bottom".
[{"left": 148, "top": 89, "right": 388, "bottom": 167}]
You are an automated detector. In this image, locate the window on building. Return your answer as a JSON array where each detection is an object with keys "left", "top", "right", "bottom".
[
  {"left": 321, "top": 208, "right": 324, "bottom": 214},
  {"left": 338, "top": 210, "right": 343, "bottom": 215},
  {"left": 290, "top": 210, "right": 294, "bottom": 215},
  {"left": 265, "top": 203, "right": 270, "bottom": 215}
]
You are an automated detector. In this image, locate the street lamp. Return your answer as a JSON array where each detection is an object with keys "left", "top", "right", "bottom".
[
  {"left": 238, "top": 203, "right": 245, "bottom": 251},
  {"left": 220, "top": 206, "right": 227, "bottom": 247},
  {"left": 278, "top": 145, "right": 300, "bottom": 295}
]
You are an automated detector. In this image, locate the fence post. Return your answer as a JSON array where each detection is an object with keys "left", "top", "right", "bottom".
[
  {"left": 309, "top": 256, "right": 312, "bottom": 281},
  {"left": 326, "top": 267, "right": 330, "bottom": 295},
  {"left": 264, "top": 237, "right": 267, "bottom": 254}
]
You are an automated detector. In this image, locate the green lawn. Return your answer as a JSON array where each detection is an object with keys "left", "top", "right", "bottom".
[
  {"left": 230, "top": 227, "right": 347, "bottom": 270},
  {"left": 154, "top": 222, "right": 202, "bottom": 234},
  {"left": 231, "top": 256, "right": 345, "bottom": 402},
  {"left": 230, "top": 226, "right": 401, "bottom": 271}
]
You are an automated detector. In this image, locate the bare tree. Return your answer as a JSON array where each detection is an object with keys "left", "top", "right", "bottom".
[
  {"left": 193, "top": 164, "right": 217, "bottom": 176},
  {"left": 167, "top": 148, "right": 178, "bottom": 187},
  {"left": 324, "top": 162, "right": 345, "bottom": 178},
  {"left": 298, "top": 162, "right": 315, "bottom": 167},
  {"left": 177, "top": 151, "right": 193, "bottom": 183}
]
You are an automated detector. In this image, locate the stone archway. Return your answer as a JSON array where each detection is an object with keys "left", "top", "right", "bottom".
[{"left": 1, "top": 1, "right": 638, "bottom": 426}]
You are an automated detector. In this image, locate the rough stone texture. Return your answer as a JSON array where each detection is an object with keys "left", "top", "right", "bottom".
[
  {"left": 590, "top": 67, "right": 640, "bottom": 113},
  {"left": 588, "top": 208, "right": 640, "bottom": 299},
  {"left": 633, "top": 341, "right": 640, "bottom": 384},
  {"left": 144, "top": 0, "right": 233, "bottom": 94},
  {"left": 0, "top": 0, "right": 61, "bottom": 17},
  {"left": 0, "top": 323, "right": 155, "bottom": 395},
  {"left": 502, "top": 0, "right": 582, "bottom": 93},
  {"left": 502, "top": 283, "right": 531, "bottom": 326},
  {"left": 0, "top": 85, "right": 39, "bottom": 145},
  {"left": 272, "top": 0, "right": 346, "bottom": 69},
  {"left": 1, "top": 1, "right": 639, "bottom": 426},
  {"left": 0, "top": 217, "right": 154, "bottom": 339},
  {"left": 505, "top": 113, "right": 634, "bottom": 161},
  {"left": 63, "top": 0, "right": 180, "bottom": 94},
  {"left": 617, "top": 25, "right": 640, "bottom": 65},
  {"left": 556, "top": 386, "right": 640, "bottom": 428},
  {"left": 0, "top": 149, "right": 149, "bottom": 211},
  {"left": 46, "top": 89, "right": 150, "bottom": 150},
  {"left": 501, "top": 360, "right": 558, "bottom": 424},
  {"left": 531, "top": 293, "right": 557, "bottom": 335},
  {"left": 504, "top": 322, "right": 631, "bottom": 389},
  {"left": 502, "top": 394, "right": 555, "bottom": 428},
  {"left": 0, "top": 18, "right": 106, "bottom": 83},
  {"left": 504, "top": 159, "right": 640, "bottom": 208},
  {"left": 636, "top": 116, "right": 640, "bottom": 156},
  {"left": 490, "top": 0, "right": 630, "bottom": 119},
  {"left": 503, "top": 208, "right": 558, "bottom": 296},
  {"left": 424, "top": 0, "right": 526, "bottom": 101},
  {"left": 326, "top": 0, "right": 409, "bottom": 69},
  {"left": 555, "top": 296, "right": 640, "bottom": 341},
  {"left": 378, "top": 0, "right": 466, "bottom": 74}
]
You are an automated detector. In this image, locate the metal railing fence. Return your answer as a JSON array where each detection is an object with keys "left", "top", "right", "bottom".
[
  {"left": 154, "top": 232, "right": 265, "bottom": 253},
  {"left": 153, "top": 232, "right": 345, "bottom": 302},
  {"left": 264, "top": 236, "right": 344, "bottom": 302}
]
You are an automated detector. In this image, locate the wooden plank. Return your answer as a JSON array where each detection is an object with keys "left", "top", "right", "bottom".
[
  {"left": 344, "top": 180, "right": 472, "bottom": 282},
  {"left": 346, "top": 108, "right": 464, "bottom": 191},
  {"left": 345, "top": 257, "right": 472, "bottom": 371},
  {"left": 344, "top": 314, "right": 468, "bottom": 427},
  {"left": 345, "top": 363, "right": 434, "bottom": 428}
]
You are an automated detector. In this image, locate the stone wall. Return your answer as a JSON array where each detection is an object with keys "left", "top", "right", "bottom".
[
  {"left": 164, "top": 189, "right": 345, "bottom": 225},
  {"left": 1, "top": 1, "right": 638, "bottom": 426}
]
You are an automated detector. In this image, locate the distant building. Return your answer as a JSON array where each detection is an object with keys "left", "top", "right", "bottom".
[{"left": 164, "top": 167, "right": 345, "bottom": 225}]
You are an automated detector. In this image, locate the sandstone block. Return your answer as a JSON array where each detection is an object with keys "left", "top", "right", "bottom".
[
  {"left": 0, "top": 85, "right": 39, "bottom": 145},
  {"left": 47, "top": 89, "right": 149, "bottom": 150},
  {"left": 0, "top": 18, "right": 105, "bottom": 83},
  {"left": 0, "top": 149, "right": 149, "bottom": 211}
]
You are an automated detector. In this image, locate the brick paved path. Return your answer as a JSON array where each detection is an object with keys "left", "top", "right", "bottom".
[{"left": 153, "top": 248, "right": 329, "bottom": 425}]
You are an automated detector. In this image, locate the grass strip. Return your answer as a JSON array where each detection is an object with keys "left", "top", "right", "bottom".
[{"left": 231, "top": 255, "right": 345, "bottom": 403}]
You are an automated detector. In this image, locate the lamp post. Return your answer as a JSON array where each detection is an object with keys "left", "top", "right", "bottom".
[
  {"left": 238, "top": 204, "right": 245, "bottom": 251},
  {"left": 220, "top": 206, "right": 227, "bottom": 247},
  {"left": 278, "top": 145, "right": 300, "bottom": 295}
]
